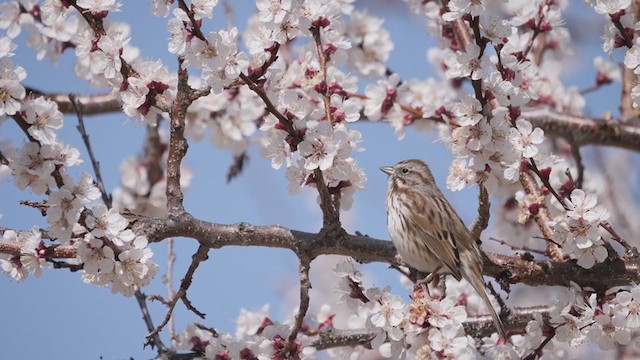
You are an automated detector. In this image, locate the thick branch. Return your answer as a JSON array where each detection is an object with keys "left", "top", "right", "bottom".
[
  {"left": 166, "top": 63, "right": 196, "bottom": 213},
  {"left": 4, "top": 216, "right": 640, "bottom": 291},
  {"left": 312, "top": 305, "right": 550, "bottom": 350},
  {"left": 135, "top": 290, "right": 169, "bottom": 352},
  {"left": 523, "top": 109, "right": 640, "bottom": 152},
  {"left": 25, "top": 88, "right": 120, "bottom": 115}
]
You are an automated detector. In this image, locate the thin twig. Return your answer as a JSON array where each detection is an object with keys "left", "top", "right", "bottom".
[
  {"left": 519, "top": 170, "right": 564, "bottom": 261},
  {"left": 523, "top": 328, "right": 557, "bottom": 360},
  {"left": 222, "top": 0, "right": 235, "bottom": 30},
  {"left": 194, "top": 322, "right": 219, "bottom": 337},
  {"left": 163, "top": 238, "right": 177, "bottom": 344},
  {"left": 489, "top": 238, "right": 547, "bottom": 256},
  {"left": 135, "top": 290, "right": 168, "bottom": 352},
  {"left": 71, "top": 94, "right": 112, "bottom": 208},
  {"left": 570, "top": 145, "right": 584, "bottom": 189},
  {"left": 310, "top": 26, "right": 333, "bottom": 125},
  {"left": 529, "top": 158, "right": 569, "bottom": 210},
  {"left": 610, "top": 15, "right": 634, "bottom": 48},
  {"left": 226, "top": 152, "right": 248, "bottom": 183},
  {"left": 521, "top": 1, "right": 549, "bottom": 61},
  {"left": 145, "top": 245, "right": 210, "bottom": 347}
]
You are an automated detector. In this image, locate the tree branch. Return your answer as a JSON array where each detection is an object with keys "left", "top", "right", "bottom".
[
  {"left": 471, "top": 184, "right": 490, "bottom": 239},
  {"left": 522, "top": 109, "right": 640, "bottom": 152},
  {"left": 4, "top": 214, "right": 640, "bottom": 291},
  {"left": 519, "top": 170, "right": 564, "bottom": 261},
  {"left": 25, "top": 88, "right": 120, "bottom": 115},
  {"left": 287, "top": 256, "right": 311, "bottom": 349},
  {"left": 311, "top": 305, "right": 551, "bottom": 350},
  {"left": 145, "top": 244, "right": 209, "bottom": 347},
  {"left": 71, "top": 94, "right": 112, "bottom": 208}
]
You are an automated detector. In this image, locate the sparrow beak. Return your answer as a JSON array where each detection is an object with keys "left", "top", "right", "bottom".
[{"left": 379, "top": 166, "right": 394, "bottom": 176}]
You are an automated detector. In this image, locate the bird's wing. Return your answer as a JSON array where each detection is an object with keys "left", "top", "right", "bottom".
[{"left": 407, "top": 210, "right": 463, "bottom": 280}]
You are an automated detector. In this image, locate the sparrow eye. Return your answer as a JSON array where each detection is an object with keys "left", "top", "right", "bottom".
[{"left": 401, "top": 168, "right": 409, "bottom": 174}]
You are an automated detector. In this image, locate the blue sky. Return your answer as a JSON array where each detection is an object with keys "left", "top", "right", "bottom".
[{"left": 0, "top": 1, "right": 629, "bottom": 359}]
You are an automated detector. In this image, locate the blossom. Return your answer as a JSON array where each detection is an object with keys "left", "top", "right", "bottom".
[
  {"left": 363, "top": 73, "right": 401, "bottom": 121},
  {"left": 0, "top": 59, "right": 26, "bottom": 117},
  {"left": 11, "top": 142, "right": 57, "bottom": 195},
  {"left": 76, "top": 0, "right": 121, "bottom": 15},
  {"left": 593, "top": 0, "right": 630, "bottom": 15},
  {"left": 46, "top": 188, "right": 83, "bottom": 226},
  {"left": 509, "top": 119, "right": 544, "bottom": 158},
  {"left": 22, "top": 97, "right": 63, "bottom": 145},
  {"left": 368, "top": 287, "right": 405, "bottom": 330},
  {"left": 91, "top": 33, "right": 127, "bottom": 80},
  {"left": 452, "top": 96, "right": 483, "bottom": 126},
  {"left": 85, "top": 204, "right": 129, "bottom": 241},
  {"left": 256, "top": 0, "right": 291, "bottom": 24},
  {"left": 77, "top": 235, "right": 116, "bottom": 275},
  {"left": 428, "top": 324, "right": 470, "bottom": 358},
  {"left": 594, "top": 56, "right": 620, "bottom": 83},
  {"left": 447, "top": 158, "right": 475, "bottom": 191},
  {"left": 445, "top": 43, "right": 491, "bottom": 80},
  {"left": 236, "top": 304, "right": 270, "bottom": 338},
  {"left": 443, "top": 0, "right": 486, "bottom": 21},
  {"left": 298, "top": 121, "right": 344, "bottom": 171},
  {"left": 19, "top": 227, "right": 48, "bottom": 278},
  {"left": 587, "top": 306, "right": 631, "bottom": 350}
]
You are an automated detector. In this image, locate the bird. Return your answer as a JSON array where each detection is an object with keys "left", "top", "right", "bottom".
[{"left": 380, "top": 159, "right": 506, "bottom": 338}]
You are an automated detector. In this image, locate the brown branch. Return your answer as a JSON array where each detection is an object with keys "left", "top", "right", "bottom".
[
  {"left": 489, "top": 237, "right": 547, "bottom": 256},
  {"left": 25, "top": 88, "right": 120, "bottom": 115},
  {"left": 570, "top": 145, "right": 584, "bottom": 189},
  {"left": 471, "top": 184, "right": 490, "bottom": 239},
  {"left": 135, "top": 290, "right": 169, "bottom": 352},
  {"left": 522, "top": 109, "right": 640, "bottom": 152},
  {"left": 163, "top": 238, "right": 177, "bottom": 344},
  {"left": 239, "top": 73, "right": 339, "bottom": 228},
  {"left": 311, "top": 305, "right": 551, "bottom": 350},
  {"left": 521, "top": 1, "right": 549, "bottom": 61},
  {"left": 166, "top": 61, "right": 201, "bottom": 213},
  {"left": 3, "top": 216, "right": 640, "bottom": 291},
  {"left": 519, "top": 170, "right": 564, "bottom": 261},
  {"left": 226, "top": 152, "right": 248, "bottom": 183},
  {"left": 310, "top": 27, "right": 333, "bottom": 125},
  {"left": 621, "top": 64, "right": 636, "bottom": 120},
  {"left": 610, "top": 15, "right": 634, "bottom": 49},
  {"left": 145, "top": 244, "right": 210, "bottom": 347},
  {"left": 177, "top": 0, "right": 207, "bottom": 42},
  {"left": 71, "top": 94, "right": 112, "bottom": 208},
  {"left": 287, "top": 256, "right": 311, "bottom": 349},
  {"left": 0, "top": 239, "right": 75, "bottom": 258},
  {"left": 145, "top": 124, "right": 165, "bottom": 188},
  {"left": 529, "top": 158, "right": 569, "bottom": 210},
  {"left": 239, "top": 73, "right": 297, "bottom": 139}
]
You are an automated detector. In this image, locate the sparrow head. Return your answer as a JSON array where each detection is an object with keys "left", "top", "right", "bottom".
[{"left": 380, "top": 159, "right": 437, "bottom": 189}]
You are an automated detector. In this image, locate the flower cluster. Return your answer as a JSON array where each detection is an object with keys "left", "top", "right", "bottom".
[
  {"left": 174, "top": 308, "right": 317, "bottom": 360},
  {"left": 551, "top": 189, "right": 611, "bottom": 268},
  {"left": 0, "top": 23, "right": 158, "bottom": 296}
]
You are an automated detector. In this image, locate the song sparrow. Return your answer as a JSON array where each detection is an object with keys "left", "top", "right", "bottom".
[{"left": 381, "top": 159, "right": 506, "bottom": 338}]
